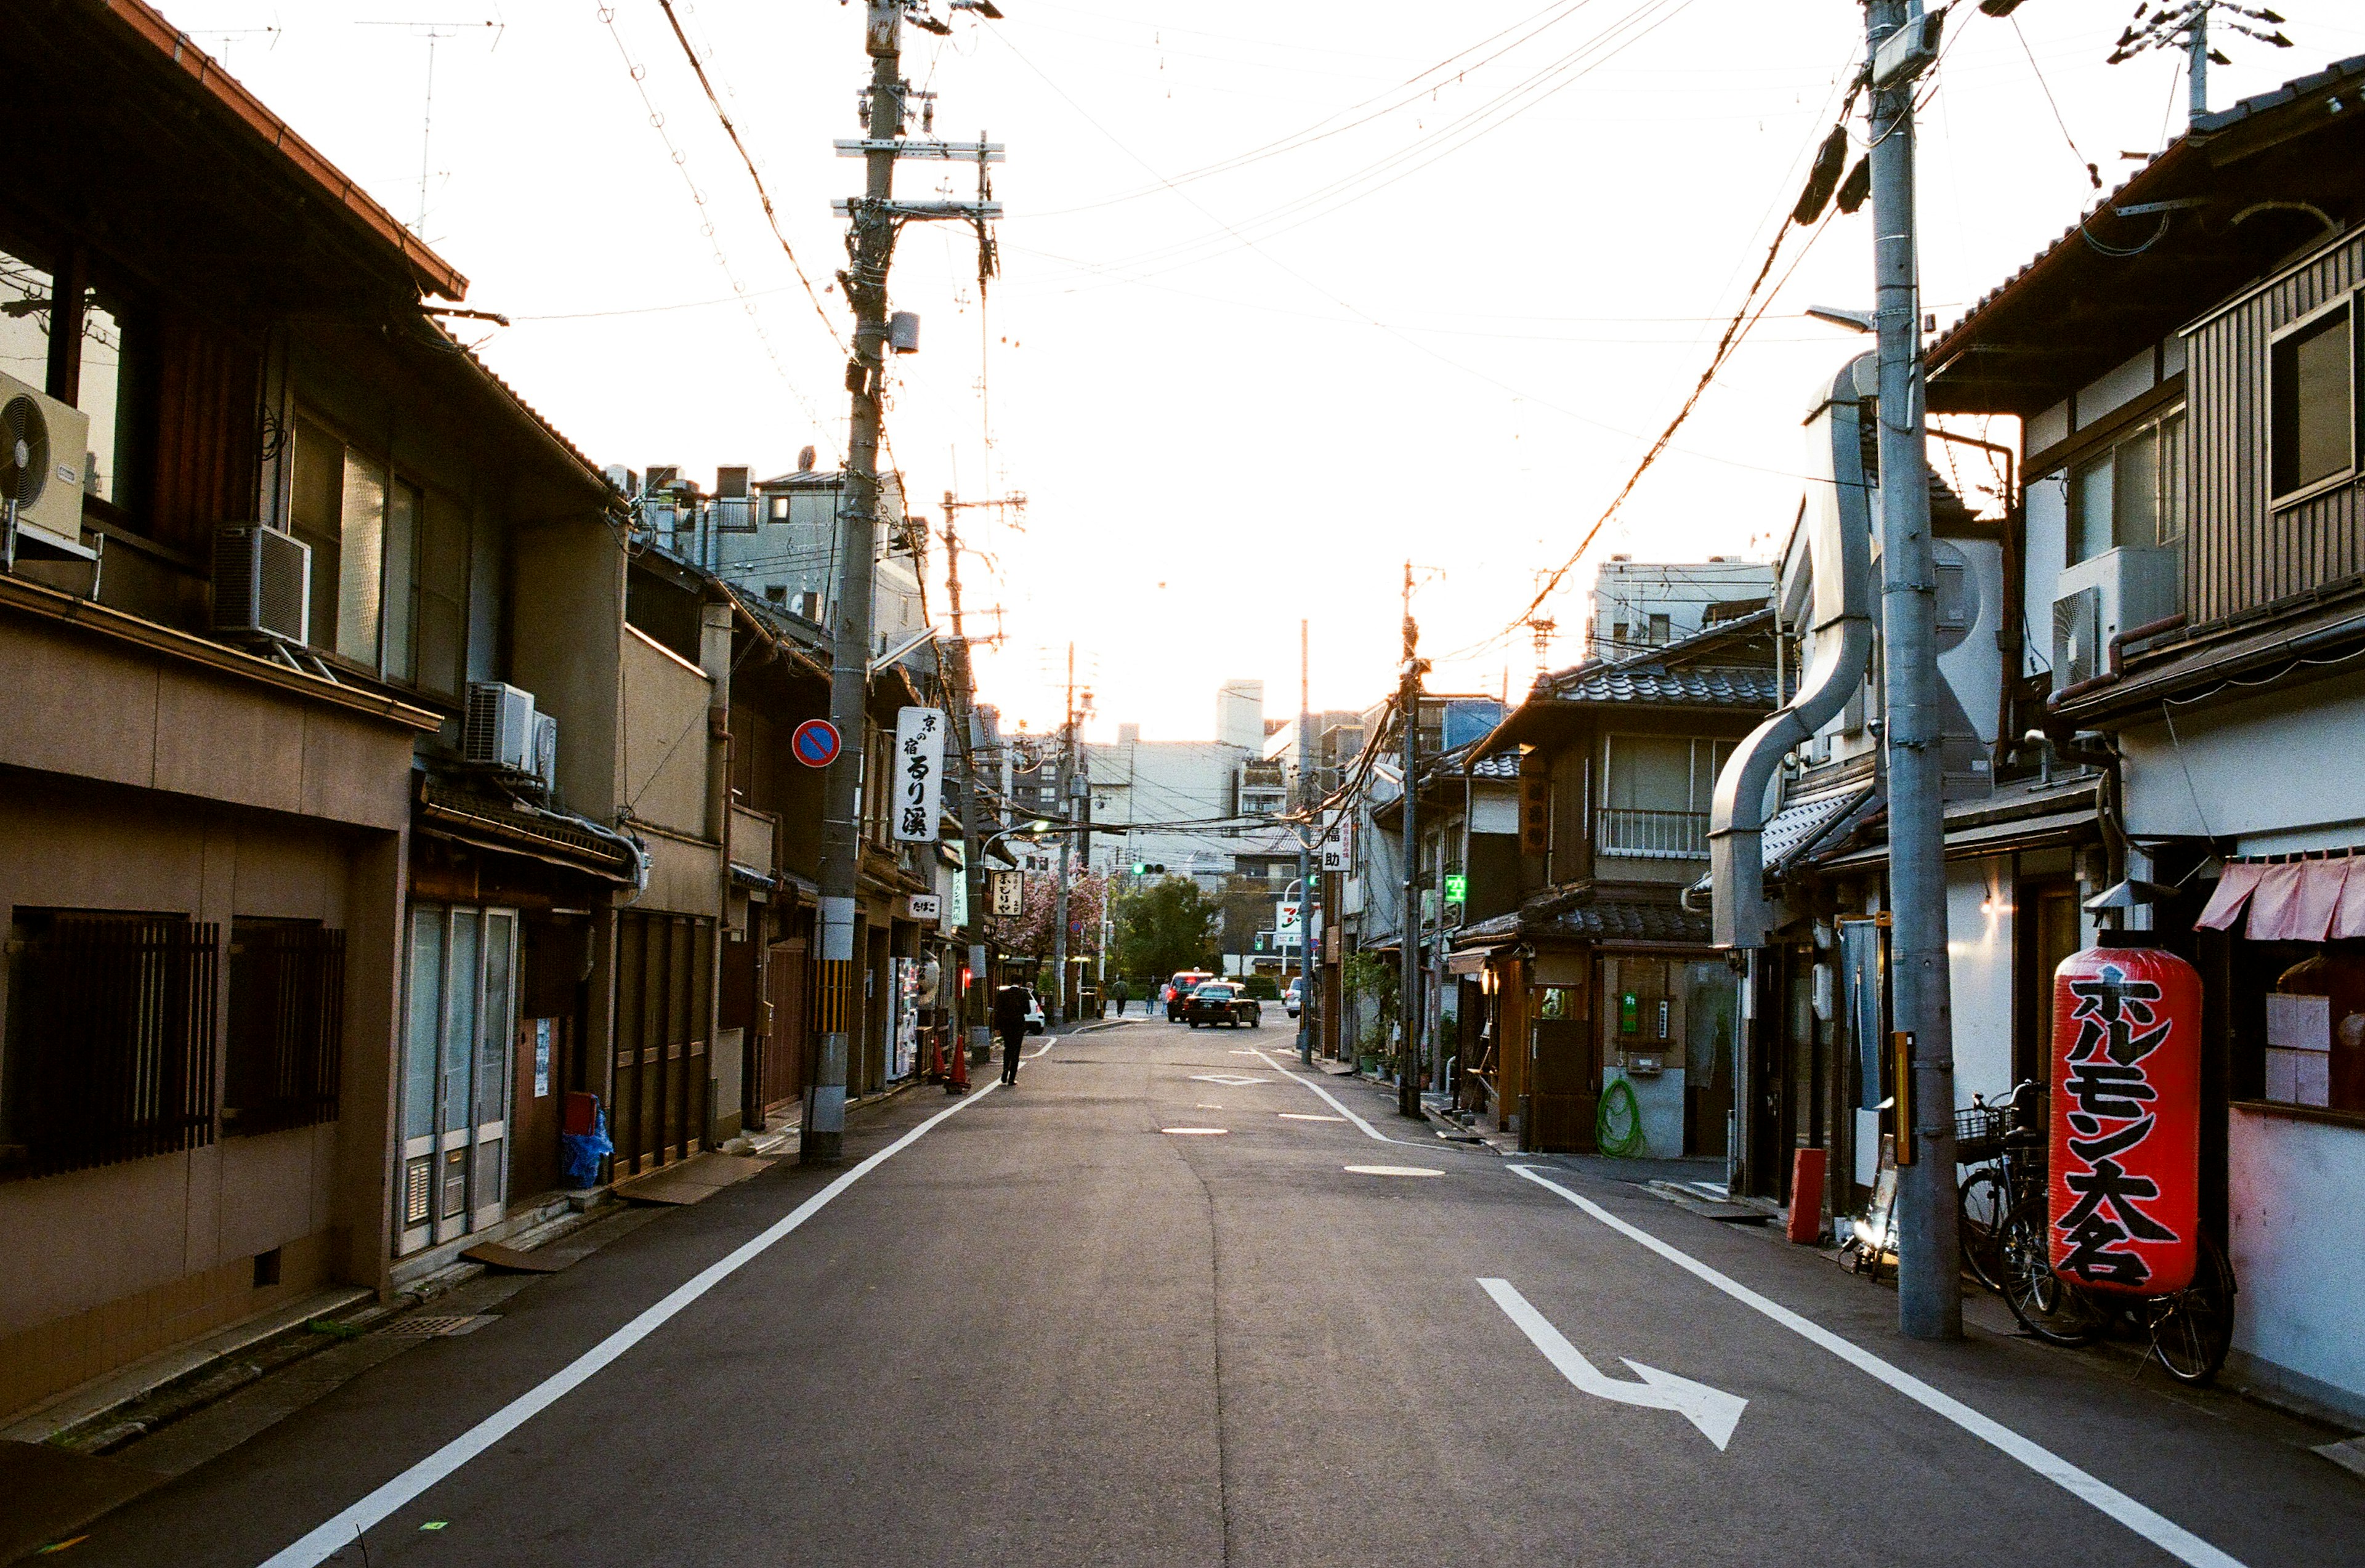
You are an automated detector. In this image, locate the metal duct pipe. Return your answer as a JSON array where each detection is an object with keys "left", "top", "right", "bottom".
[{"left": 1710, "top": 353, "right": 1879, "bottom": 949}]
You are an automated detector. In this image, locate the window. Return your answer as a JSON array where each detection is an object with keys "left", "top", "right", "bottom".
[
  {"left": 289, "top": 416, "right": 462, "bottom": 689},
  {"left": 2271, "top": 302, "right": 2353, "bottom": 498},
  {"left": 2066, "top": 406, "right": 2186, "bottom": 564},
  {"left": 222, "top": 921, "right": 347, "bottom": 1137},
  {"left": 1, "top": 910, "right": 218, "bottom": 1180},
  {"left": 1599, "top": 735, "right": 1734, "bottom": 859},
  {"left": 1, "top": 246, "right": 135, "bottom": 509},
  {"left": 1647, "top": 613, "right": 1672, "bottom": 645}
]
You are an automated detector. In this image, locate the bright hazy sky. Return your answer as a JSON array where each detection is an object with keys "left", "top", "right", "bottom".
[{"left": 160, "top": 1, "right": 2365, "bottom": 740}]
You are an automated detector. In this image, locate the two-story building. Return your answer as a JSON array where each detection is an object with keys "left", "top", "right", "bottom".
[{"left": 1455, "top": 616, "right": 1776, "bottom": 1155}]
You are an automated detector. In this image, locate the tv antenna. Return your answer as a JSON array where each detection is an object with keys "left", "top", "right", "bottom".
[{"left": 357, "top": 18, "right": 505, "bottom": 236}]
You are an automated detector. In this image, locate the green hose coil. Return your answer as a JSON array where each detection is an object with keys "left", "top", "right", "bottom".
[{"left": 1596, "top": 1077, "right": 1646, "bottom": 1158}]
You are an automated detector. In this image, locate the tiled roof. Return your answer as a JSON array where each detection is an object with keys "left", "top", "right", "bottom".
[
  {"left": 1548, "top": 664, "right": 1779, "bottom": 709},
  {"left": 1453, "top": 886, "right": 1707, "bottom": 947},
  {"left": 1765, "top": 783, "right": 1876, "bottom": 875}
]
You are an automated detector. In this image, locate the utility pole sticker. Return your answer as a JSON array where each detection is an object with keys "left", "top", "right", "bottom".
[
  {"left": 2047, "top": 947, "right": 2202, "bottom": 1296},
  {"left": 894, "top": 707, "right": 946, "bottom": 843}
]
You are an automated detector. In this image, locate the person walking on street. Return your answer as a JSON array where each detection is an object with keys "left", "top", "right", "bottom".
[
  {"left": 1110, "top": 978, "right": 1131, "bottom": 1017},
  {"left": 992, "top": 982, "right": 1030, "bottom": 1086}
]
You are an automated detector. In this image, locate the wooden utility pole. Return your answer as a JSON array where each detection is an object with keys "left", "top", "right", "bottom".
[
  {"left": 1051, "top": 643, "right": 1075, "bottom": 1025},
  {"left": 807, "top": 1, "right": 1003, "bottom": 1163}
]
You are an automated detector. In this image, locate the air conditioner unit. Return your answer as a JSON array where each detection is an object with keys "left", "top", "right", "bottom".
[
  {"left": 531, "top": 712, "right": 559, "bottom": 795},
  {"left": 0, "top": 369, "right": 94, "bottom": 559},
  {"left": 212, "top": 526, "right": 312, "bottom": 644},
  {"left": 464, "top": 681, "right": 538, "bottom": 774},
  {"left": 2050, "top": 546, "right": 2180, "bottom": 693}
]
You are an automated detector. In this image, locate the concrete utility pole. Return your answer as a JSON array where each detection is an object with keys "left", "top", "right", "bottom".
[
  {"left": 1051, "top": 642, "right": 1075, "bottom": 1026},
  {"left": 1398, "top": 562, "right": 1424, "bottom": 1120},
  {"left": 942, "top": 505, "right": 992, "bottom": 1070},
  {"left": 1297, "top": 619, "right": 1315, "bottom": 1067},
  {"left": 1867, "top": 0, "right": 1962, "bottom": 1338},
  {"left": 807, "top": 0, "right": 1004, "bottom": 1163}
]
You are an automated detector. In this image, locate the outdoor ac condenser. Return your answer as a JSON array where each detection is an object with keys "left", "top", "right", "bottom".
[
  {"left": 464, "top": 681, "right": 538, "bottom": 774},
  {"left": 0, "top": 368, "right": 94, "bottom": 558},
  {"left": 531, "top": 711, "right": 559, "bottom": 796},
  {"left": 211, "top": 525, "right": 312, "bottom": 644}
]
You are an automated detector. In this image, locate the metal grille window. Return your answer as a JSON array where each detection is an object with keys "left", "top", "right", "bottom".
[
  {"left": 222, "top": 922, "right": 346, "bottom": 1137},
  {"left": 1, "top": 912, "right": 219, "bottom": 1180}
]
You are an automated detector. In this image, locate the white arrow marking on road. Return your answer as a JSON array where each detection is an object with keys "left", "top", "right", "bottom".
[{"left": 1479, "top": 1277, "right": 1746, "bottom": 1452}]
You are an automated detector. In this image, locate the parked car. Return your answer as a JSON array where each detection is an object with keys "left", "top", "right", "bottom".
[
  {"left": 1165, "top": 969, "right": 1218, "bottom": 1020},
  {"left": 1025, "top": 988, "right": 1046, "bottom": 1035},
  {"left": 1283, "top": 979, "right": 1303, "bottom": 1019},
  {"left": 1183, "top": 980, "right": 1261, "bottom": 1029}
]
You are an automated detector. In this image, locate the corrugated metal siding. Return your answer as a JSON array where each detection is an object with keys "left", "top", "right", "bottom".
[{"left": 2187, "top": 234, "right": 2365, "bottom": 624}]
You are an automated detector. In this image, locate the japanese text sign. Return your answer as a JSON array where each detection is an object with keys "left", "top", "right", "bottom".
[
  {"left": 892, "top": 707, "right": 945, "bottom": 843},
  {"left": 2048, "top": 947, "right": 2201, "bottom": 1296}
]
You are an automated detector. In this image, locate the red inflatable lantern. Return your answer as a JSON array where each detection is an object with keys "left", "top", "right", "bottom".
[{"left": 2048, "top": 947, "right": 2202, "bottom": 1296}]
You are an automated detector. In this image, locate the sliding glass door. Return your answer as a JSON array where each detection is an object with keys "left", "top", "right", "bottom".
[{"left": 398, "top": 905, "right": 519, "bottom": 1255}]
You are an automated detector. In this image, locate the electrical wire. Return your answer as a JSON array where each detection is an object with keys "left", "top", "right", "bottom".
[{"left": 655, "top": 0, "right": 849, "bottom": 357}]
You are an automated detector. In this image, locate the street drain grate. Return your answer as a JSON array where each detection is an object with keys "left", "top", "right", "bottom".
[{"left": 376, "top": 1314, "right": 499, "bottom": 1338}]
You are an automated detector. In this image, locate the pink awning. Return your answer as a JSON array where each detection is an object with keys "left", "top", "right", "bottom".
[
  {"left": 2194, "top": 861, "right": 2262, "bottom": 931},
  {"left": 2200, "top": 857, "right": 2363, "bottom": 940},
  {"left": 2335, "top": 859, "right": 2365, "bottom": 940}
]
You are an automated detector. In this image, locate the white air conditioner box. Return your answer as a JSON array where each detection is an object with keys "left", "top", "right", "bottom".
[
  {"left": 212, "top": 525, "right": 312, "bottom": 644},
  {"left": 531, "top": 711, "right": 559, "bottom": 794},
  {"left": 464, "top": 681, "right": 538, "bottom": 774},
  {"left": 2050, "top": 546, "right": 2180, "bottom": 693},
  {"left": 0, "top": 369, "right": 94, "bottom": 559}
]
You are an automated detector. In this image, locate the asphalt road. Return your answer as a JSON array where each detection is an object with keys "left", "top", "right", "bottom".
[{"left": 62, "top": 1016, "right": 2364, "bottom": 1567}]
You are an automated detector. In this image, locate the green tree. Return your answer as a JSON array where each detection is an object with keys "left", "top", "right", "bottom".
[{"left": 1114, "top": 877, "right": 1217, "bottom": 985}]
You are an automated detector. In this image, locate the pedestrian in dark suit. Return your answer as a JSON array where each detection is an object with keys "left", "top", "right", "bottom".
[
  {"left": 1110, "top": 978, "right": 1131, "bottom": 1016},
  {"left": 993, "top": 984, "right": 1030, "bottom": 1085}
]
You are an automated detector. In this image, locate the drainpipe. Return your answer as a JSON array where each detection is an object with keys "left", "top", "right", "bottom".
[
  {"left": 700, "top": 600, "right": 735, "bottom": 1146},
  {"left": 1709, "top": 353, "right": 1880, "bottom": 950}
]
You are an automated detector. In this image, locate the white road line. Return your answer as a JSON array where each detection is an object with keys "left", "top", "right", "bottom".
[
  {"left": 1481, "top": 1277, "right": 1745, "bottom": 1450},
  {"left": 257, "top": 1086, "right": 1000, "bottom": 1568},
  {"left": 1507, "top": 1166, "right": 2246, "bottom": 1568},
  {"left": 1249, "top": 1049, "right": 1407, "bottom": 1144}
]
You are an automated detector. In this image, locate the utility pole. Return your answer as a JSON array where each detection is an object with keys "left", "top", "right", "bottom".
[
  {"left": 1867, "top": 0, "right": 1961, "bottom": 1338},
  {"left": 1398, "top": 562, "right": 1425, "bottom": 1120},
  {"left": 1050, "top": 643, "right": 1076, "bottom": 1027},
  {"left": 942, "top": 506, "right": 991, "bottom": 1073},
  {"left": 1297, "top": 620, "right": 1316, "bottom": 1067},
  {"left": 942, "top": 487, "right": 1021, "bottom": 1067},
  {"left": 807, "top": 0, "right": 1004, "bottom": 1165}
]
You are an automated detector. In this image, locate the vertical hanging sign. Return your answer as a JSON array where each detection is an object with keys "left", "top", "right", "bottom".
[
  {"left": 2048, "top": 946, "right": 2202, "bottom": 1296},
  {"left": 893, "top": 707, "right": 946, "bottom": 843}
]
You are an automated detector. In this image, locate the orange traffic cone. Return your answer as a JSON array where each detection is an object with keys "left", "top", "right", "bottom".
[{"left": 947, "top": 1032, "right": 971, "bottom": 1095}]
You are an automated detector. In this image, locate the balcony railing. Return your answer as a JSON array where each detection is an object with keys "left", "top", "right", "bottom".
[{"left": 1596, "top": 807, "right": 1710, "bottom": 860}]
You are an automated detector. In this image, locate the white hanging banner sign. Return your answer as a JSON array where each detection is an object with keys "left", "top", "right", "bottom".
[{"left": 893, "top": 706, "right": 947, "bottom": 843}]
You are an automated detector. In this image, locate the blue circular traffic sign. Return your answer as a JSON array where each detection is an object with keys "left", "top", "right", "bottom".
[{"left": 791, "top": 718, "right": 843, "bottom": 769}]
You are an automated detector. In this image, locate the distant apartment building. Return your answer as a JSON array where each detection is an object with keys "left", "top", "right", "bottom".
[{"left": 1587, "top": 557, "right": 1774, "bottom": 660}]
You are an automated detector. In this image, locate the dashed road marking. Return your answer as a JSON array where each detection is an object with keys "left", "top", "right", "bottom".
[{"left": 1344, "top": 1165, "right": 1442, "bottom": 1177}]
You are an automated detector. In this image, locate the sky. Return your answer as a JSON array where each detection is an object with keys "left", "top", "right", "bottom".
[{"left": 158, "top": 0, "right": 2365, "bottom": 741}]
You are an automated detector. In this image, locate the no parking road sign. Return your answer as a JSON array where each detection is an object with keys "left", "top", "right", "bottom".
[{"left": 791, "top": 718, "right": 843, "bottom": 769}]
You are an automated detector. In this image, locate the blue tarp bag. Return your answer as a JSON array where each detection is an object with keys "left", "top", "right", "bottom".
[{"left": 560, "top": 1106, "right": 613, "bottom": 1189}]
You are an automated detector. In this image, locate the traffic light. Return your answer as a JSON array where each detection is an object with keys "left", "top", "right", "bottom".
[{"left": 1132, "top": 862, "right": 1166, "bottom": 875}]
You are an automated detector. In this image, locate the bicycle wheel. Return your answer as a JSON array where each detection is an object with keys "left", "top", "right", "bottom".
[
  {"left": 1958, "top": 1168, "right": 2010, "bottom": 1291},
  {"left": 2151, "top": 1239, "right": 2236, "bottom": 1386},
  {"left": 1997, "top": 1196, "right": 2114, "bottom": 1347}
]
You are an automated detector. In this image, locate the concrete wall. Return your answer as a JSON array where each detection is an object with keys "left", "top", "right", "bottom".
[
  {"left": 2120, "top": 681, "right": 2365, "bottom": 851},
  {"left": 2228, "top": 1109, "right": 2365, "bottom": 1420},
  {"left": 1947, "top": 856, "right": 2016, "bottom": 1109},
  {"left": 511, "top": 519, "right": 626, "bottom": 822},
  {"left": 620, "top": 627, "right": 712, "bottom": 839}
]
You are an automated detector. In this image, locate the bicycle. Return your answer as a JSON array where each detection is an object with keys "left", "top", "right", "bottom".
[
  {"left": 1995, "top": 1198, "right": 2239, "bottom": 1384},
  {"left": 1955, "top": 1080, "right": 2044, "bottom": 1291}
]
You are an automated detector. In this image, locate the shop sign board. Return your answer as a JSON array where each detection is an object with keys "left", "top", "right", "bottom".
[{"left": 2048, "top": 946, "right": 2201, "bottom": 1296}]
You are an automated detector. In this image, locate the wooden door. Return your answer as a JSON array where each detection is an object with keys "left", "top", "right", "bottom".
[
  {"left": 762, "top": 938, "right": 809, "bottom": 1110},
  {"left": 1528, "top": 980, "right": 1597, "bottom": 1152},
  {"left": 613, "top": 912, "right": 714, "bottom": 1174}
]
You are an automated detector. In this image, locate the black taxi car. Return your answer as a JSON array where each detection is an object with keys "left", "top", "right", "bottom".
[{"left": 1182, "top": 980, "right": 1261, "bottom": 1029}]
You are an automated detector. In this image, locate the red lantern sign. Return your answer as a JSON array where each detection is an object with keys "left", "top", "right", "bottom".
[{"left": 2048, "top": 946, "right": 2202, "bottom": 1296}]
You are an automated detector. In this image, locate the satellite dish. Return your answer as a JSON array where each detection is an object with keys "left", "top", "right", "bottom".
[{"left": 797, "top": 444, "right": 817, "bottom": 472}]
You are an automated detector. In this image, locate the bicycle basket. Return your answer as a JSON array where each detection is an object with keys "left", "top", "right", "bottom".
[{"left": 1955, "top": 1104, "right": 2009, "bottom": 1163}]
